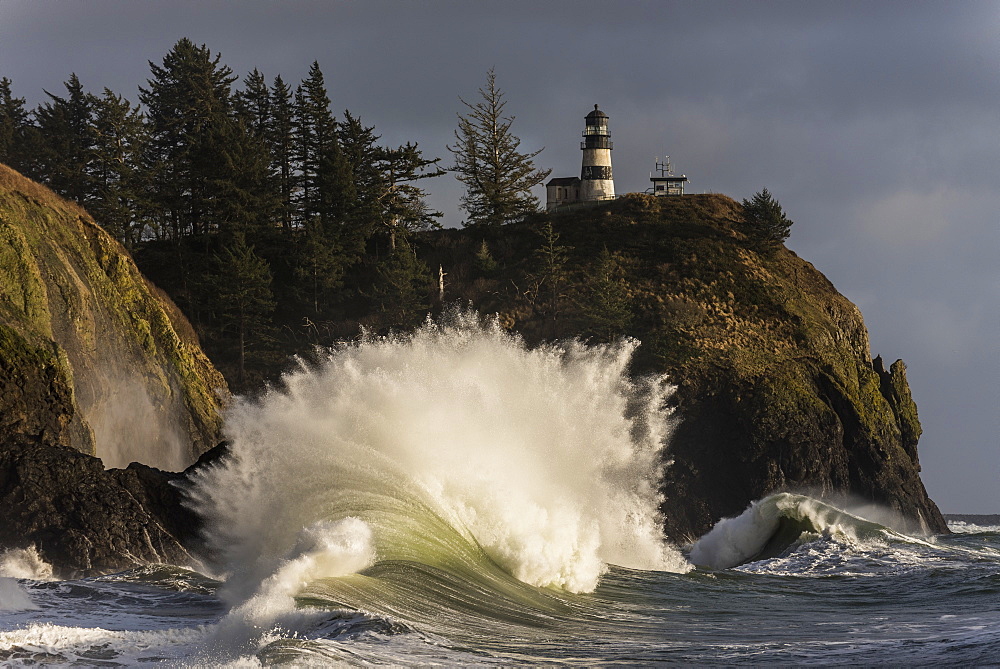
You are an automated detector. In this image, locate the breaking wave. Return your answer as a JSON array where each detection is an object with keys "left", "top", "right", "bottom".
[
  {"left": 689, "top": 492, "right": 925, "bottom": 569},
  {"left": 187, "top": 310, "right": 690, "bottom": 651}
]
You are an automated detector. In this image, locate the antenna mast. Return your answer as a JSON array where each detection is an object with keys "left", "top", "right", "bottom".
[{"left": 654, "top": 156, "right": 674, "bottom": 178}]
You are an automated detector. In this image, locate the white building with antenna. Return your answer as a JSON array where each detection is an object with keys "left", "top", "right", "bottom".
[{"left": 648, "top": 157, "right": 689, "bottom": 196}]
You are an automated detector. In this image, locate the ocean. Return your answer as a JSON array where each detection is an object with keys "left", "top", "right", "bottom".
[{"left": 1, "top": 313, "right": 996, "bottom": 666}]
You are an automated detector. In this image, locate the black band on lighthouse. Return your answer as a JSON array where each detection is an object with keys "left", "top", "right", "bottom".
[{"left": 582, "top": 165, "right": 612, "bottom": 181}]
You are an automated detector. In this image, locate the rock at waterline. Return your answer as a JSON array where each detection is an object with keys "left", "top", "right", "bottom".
[{"left": 0, "top": 440, "right": 231, "bottom": 578}]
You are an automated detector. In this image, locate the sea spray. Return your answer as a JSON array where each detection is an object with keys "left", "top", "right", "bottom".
[
  {"left": 0, "top": 547, "right": 53, "bottom": 612},
  {"left": 189, "top": 310, "right": 689, "bottom": 639},
  {"left": 0, "top": 547, "right": 53, "bottom": 581},
  {"left": 87, "top": 374, "right": 190, "bottom": 471}
]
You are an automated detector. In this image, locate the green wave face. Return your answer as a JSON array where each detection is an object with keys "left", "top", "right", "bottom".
[{"left": 186, "top": 310, "right": 691, "bottom": 650}]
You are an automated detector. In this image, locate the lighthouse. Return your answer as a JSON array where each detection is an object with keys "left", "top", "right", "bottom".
[
  {"left": 580, "top": 104, "right": 614, "bottom": 201},
  {"left": 544, "top": 104, "right": 616, "bottom": 210}
]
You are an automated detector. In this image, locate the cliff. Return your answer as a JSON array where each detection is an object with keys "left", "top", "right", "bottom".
[
  {"left": 416, "top": 193, "right": 947, "bottom": 538},
  {"left": 0, "top": 164, "right": 227, "bottom": 470}
]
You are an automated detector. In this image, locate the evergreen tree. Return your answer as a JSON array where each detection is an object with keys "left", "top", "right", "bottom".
[
  {"left": 371, "top": 238, "right": 430, "bottom": 329},
  {"left": 316, "top": 129, "right": 356, "bottom": 235},
  {"left": 338, "top": 110, "right": 383, "bottom": 211},
  {"left": 90, "top": 88, "right": 150, "bottom": 249},
  {"left": 576, "top": 247, "right": 633, "bottom": 342},
  {"left": 199, "top": 114, "right": 278, "bottom": 242},
  {"left": 33, "top": 73, "right": 97, "bottom": 204},
  {"left": 448, "top": 69, "right": 551, "bottom": 226},
  {"left": 269, "top": 75, "right": 296, "bottom": 230},
  {"left": 293, "top": 215, "right": 345, "bottom": 317},
  {"left": 739, "top": 188, "right": 793, "bottom": 253},
  {"left": 140, "top": 38, "right": 237, "bottom": 239},
  {"left": 374, "top": 142, "right": 444, "bottom": 248},
  {"left": 0, "top": 77, "right": 31, "bottom": 173},
  {"left": 531, "top": 220, "right": 571, "bottom": 332},
  {"left": 234, "top": 68, "right": 270, "bottom": 141},
  {"left": 208, "top": 232, "right": 275, "bottom": 387},
  {"left": 293, "top": 62, "right": 354, "bottom": 232},
  {"left": 338, "top": 113, "right": 443, "bottom": 248},
  {"left": 474, "top": 239, "right": 499, "bottom": 276}
]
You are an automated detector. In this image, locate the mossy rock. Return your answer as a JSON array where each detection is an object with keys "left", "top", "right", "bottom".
[{"left": 0, "top": 163, "right": 228, "bottom": 470}]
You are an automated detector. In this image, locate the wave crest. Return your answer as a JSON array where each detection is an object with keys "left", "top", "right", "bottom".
[{"left": 689, "top": 493, "right": 905, "bottom": 569}]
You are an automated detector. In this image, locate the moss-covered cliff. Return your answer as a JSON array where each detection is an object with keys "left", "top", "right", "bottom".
[
  {"left": 0, "top": 164, "right": 227, "bottom": 470},
  {"left": 415, "top": 193, "right": 947, "bottom": 537}
]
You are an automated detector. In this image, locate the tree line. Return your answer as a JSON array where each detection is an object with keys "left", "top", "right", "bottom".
[
  {"left": 1, "top": 39, "right": 448, "bottom": 249},
  {"left": 0, "top": 39, "right": 556, "bottom": 389}
]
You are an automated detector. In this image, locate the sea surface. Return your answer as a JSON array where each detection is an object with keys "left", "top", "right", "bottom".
[
  {"left": 2, "top": 313, "right": 996, "bottom": 665},
  {"left": 1, "top": 514, "right": 998, "bottom": 666}
]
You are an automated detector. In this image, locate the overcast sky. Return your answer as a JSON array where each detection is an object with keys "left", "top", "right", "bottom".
[{"left": 1, "top": 0, "right": 997, "bottom": 513}]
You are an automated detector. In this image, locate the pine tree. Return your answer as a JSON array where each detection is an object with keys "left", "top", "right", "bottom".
[
  {"left": 338, "top": 113, "right": 443, "bottom": 249},
  {"left": 374, "top": 142, "right": 444, "bottom": 248},
  {"left": 90, "top": 88, "right": 150, "bottom": 249},
  {"left": 531, "top": 220, "right": 571, "bottom": 332},
  {"left": 293, "top": 62, "right": 354, "bottom": 232},
  {"left": 448, "top": 69, "right": 551, "bottom": 226},
  {"left": 199, "top": 114, "right": 278, "bottom": 242},
  {"left": 0, "top": 77, "right": 31, "bottom": 173},
  {"left": 576, "top": 247, "right": 633, "bottom": 343},
  {"left": 293, "top": 215, "right": 345, "bottom": 317},
  {"left": 474, "top": 239, "right": 499, "bottom": 276},
  {"left": 269, "top": 75, "right": 296, "bottom": 230},
  {"left": 140, "top": 38, "right": 237, "bottom": 239},
  {"left": 372, "top": 238, "right": 430, "bottom": 329},
  {"left": 338, "top": 110, "right": 383, "bottom": 213},
  {"left": 234, "top": 68, "right": 270, "bottom": 141},
  {"left": 33, "top": 73, "right": 97, "bottom": 204},
  {"left": 739, "top": 188, "right": 793, "bottom": 253},
  {"left": 208, "top": 232, "right": 275, "bottom": 387}
]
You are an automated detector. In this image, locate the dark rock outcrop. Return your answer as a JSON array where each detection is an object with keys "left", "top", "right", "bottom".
[{"left": 0, "top": 439, "right": 229, "bottom": 578}]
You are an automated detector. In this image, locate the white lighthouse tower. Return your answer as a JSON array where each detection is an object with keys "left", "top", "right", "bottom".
[{"left": 580, "top": 105, "right": 615, "bottom": 201}]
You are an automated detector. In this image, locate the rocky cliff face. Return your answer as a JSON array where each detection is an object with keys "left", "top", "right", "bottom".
[
  {"left": 0, "top": 164, "right": 227, "bottom": 470},
  {"left": 418, "top": 193, "right": 948, "bottom": 538}
]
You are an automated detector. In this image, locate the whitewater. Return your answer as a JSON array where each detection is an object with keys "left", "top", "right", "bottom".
[{"left": 1, "top": 312, "right": 998, "bottom": 665}]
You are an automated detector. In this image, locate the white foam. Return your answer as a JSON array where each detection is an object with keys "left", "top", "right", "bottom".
[
  {"left": 948, "top": 521, "right": 1000, "bottom": 534},
  {"left": 211, "top": 518, "right": 375, "bottom": 652},
  {"left": 0, "top": 578, "right": 37, "bottom": 612},
  {"left": 689, "top": 497, "right": 784, "bottom": 569},
  {"left": 0, "top": 622, "right": 210, "bottom": 664}
]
